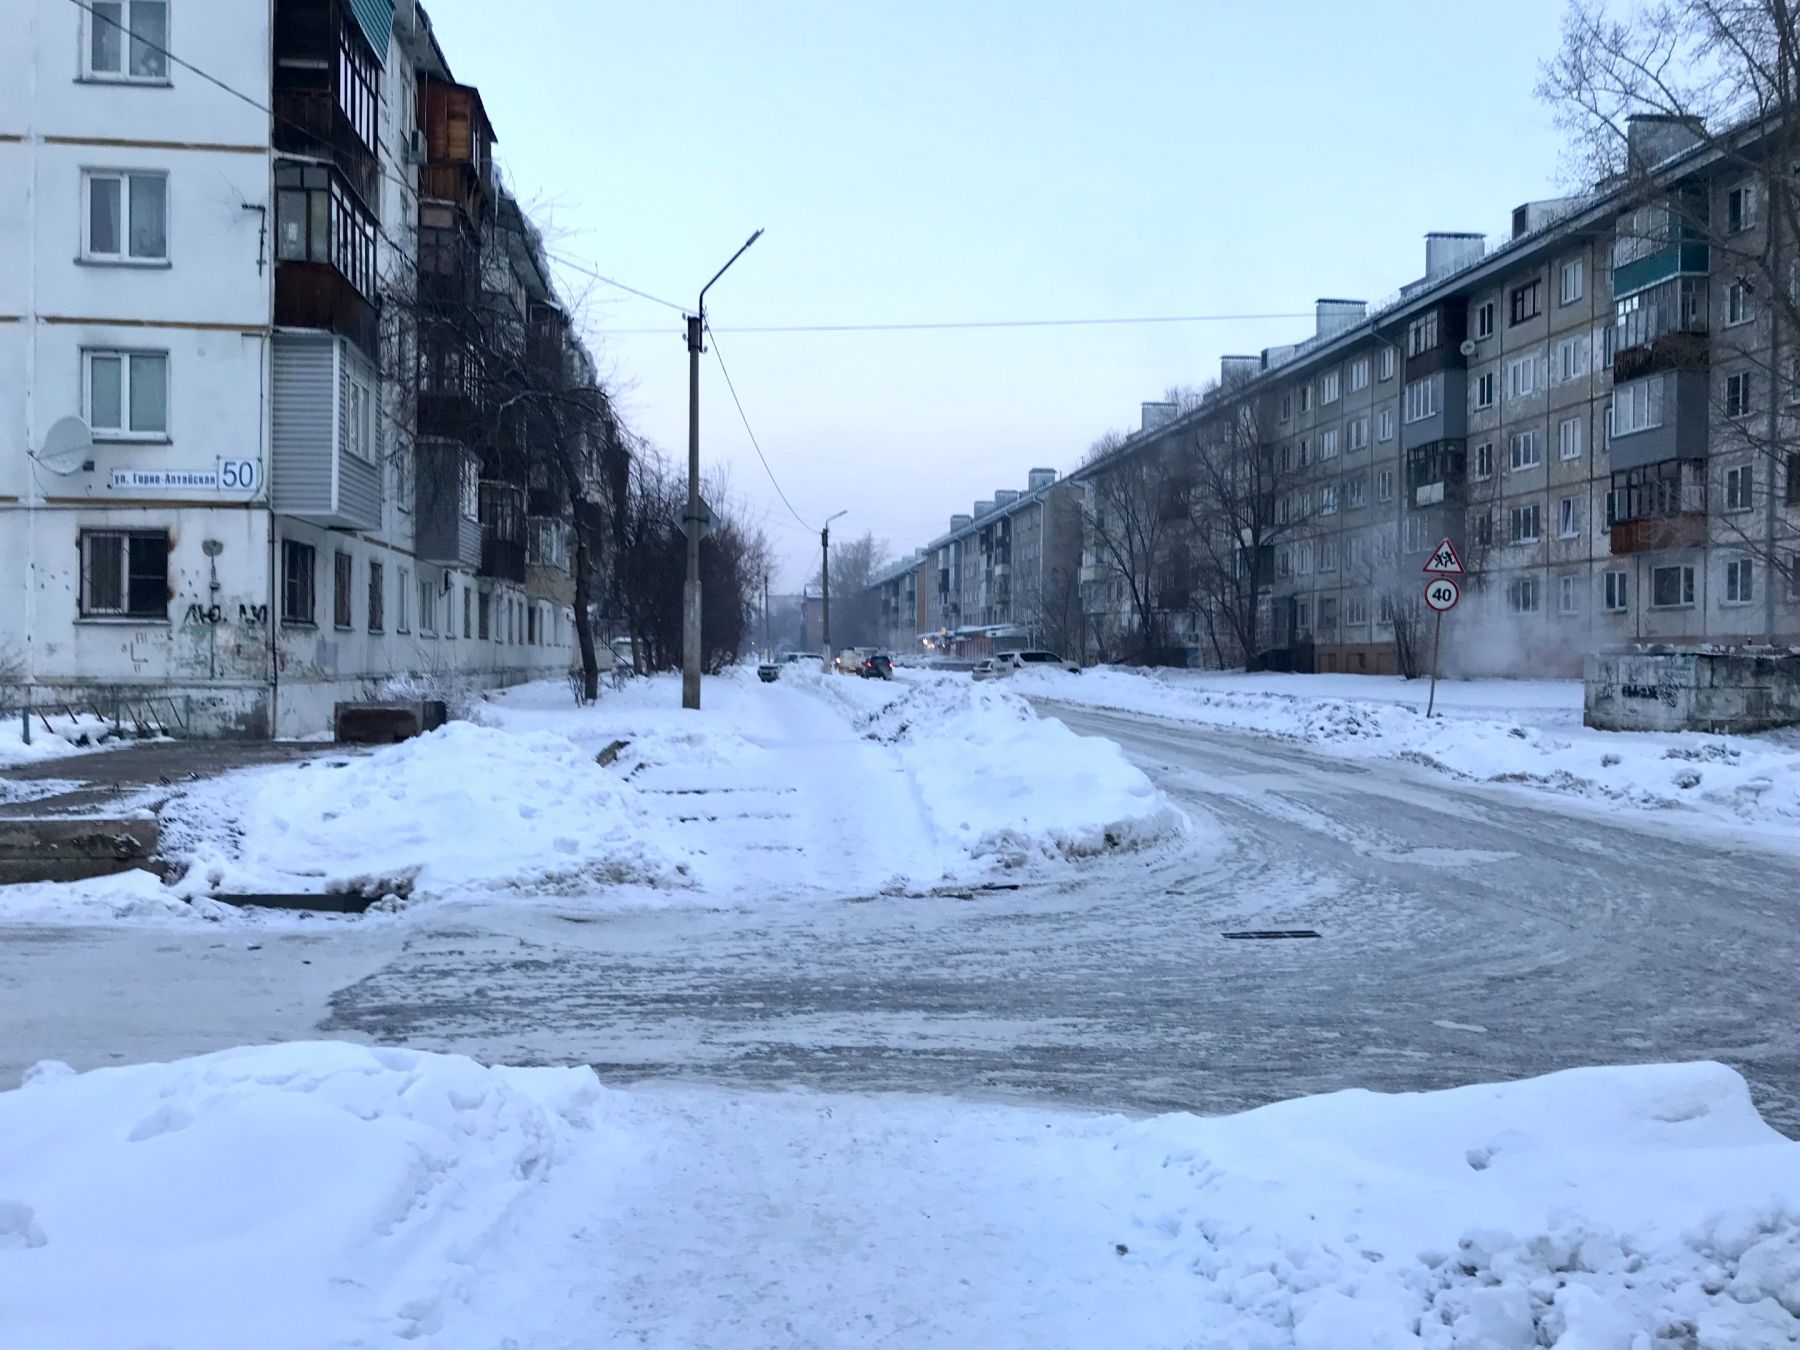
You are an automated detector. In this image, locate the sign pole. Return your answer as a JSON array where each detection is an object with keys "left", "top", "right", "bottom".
[{"left": 1426, "top": 607, "right": 1443, "bottom": 718}]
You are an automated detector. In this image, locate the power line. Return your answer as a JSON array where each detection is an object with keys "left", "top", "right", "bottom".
[
  {"left": 603, "top": 310, "right": 1321, "bottom": 337},
  {"left": 704, "top": 318, "right": 813, "bottom": 533},
  {"left": 543, "top": 250, "right": 687, "bottom": 314}
]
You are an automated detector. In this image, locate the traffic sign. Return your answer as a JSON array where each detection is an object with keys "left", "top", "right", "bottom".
[
  {"left": 1423, "top": 576, "right": 1461, "bottom": 612},
  {"left": 1422, "top": 537, "right": 1465, "bottom": 574}
]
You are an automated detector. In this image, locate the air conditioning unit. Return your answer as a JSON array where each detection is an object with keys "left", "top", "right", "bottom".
[{"left": 405, "top": 128, "right": 427, "bottom": 164}]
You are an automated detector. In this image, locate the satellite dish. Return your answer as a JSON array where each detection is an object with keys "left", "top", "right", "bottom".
[
  {"left": 35, "top": 416, "right": 93, "bottom": 476},
  {"left": 1458, "top": 338, "right": 1479, "bottom": 358}
]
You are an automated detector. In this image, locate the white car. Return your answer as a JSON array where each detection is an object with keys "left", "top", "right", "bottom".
[{"left": 974, "top": 651, "right": 1080, "bottom": 679}]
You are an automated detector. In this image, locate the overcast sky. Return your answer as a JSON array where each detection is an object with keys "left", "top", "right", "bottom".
[{"left": 425, "top": 0, "right": 1578, "bottom": 588}]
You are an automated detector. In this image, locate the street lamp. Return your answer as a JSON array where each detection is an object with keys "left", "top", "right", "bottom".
[
  {"left": 682, "top": 228, "right": 764, "bottom": 711},
  {"left": 820, "top": 509, "right": 847, "bottom": 664}
]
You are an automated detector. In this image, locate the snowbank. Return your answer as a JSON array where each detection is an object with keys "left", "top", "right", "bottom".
[
  {"left": 0, "top": 710, "right": 145, "bottom": 769},
  {"left": 3, "top": 1046, "right": 1796, "bottom": 1347},
  {"left": 1014, "top": 667, "right": 1800, "bottom": 841}
]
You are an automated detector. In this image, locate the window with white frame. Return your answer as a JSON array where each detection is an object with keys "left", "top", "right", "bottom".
[
  {"left": 1349, "top": 357, "right": 1370, "bottom": 392},
  {"left": 1727, "top": 278, "right": 1754, "bottom": 326},
  {"left": 1558, "top": 495, "right": 1581, "bottom": 537},
  {"left": 417, "top": 575, "right": 435, "bottom": 635},
  {"left": 1556, "top": 335, "right": 1588, "bottom": 382},
  {"left": 1277, "top": 546, "right": 1292, "bottom": 579},
  {"left": 1321, "top": 371, "right": 1340, "bottom": 404},
  {"left": 1476, "top": 511, "right": 1493, "bottom": 547},
  {"left": 1299, "top": 384, "right": 1311, "bottom": 413},
  {"left": 1318, "top": 538, "right": 1338, "bottom": 571},
  {"left": 1407, "top": 312, "right": 1439, "bottom": 356},
  {"left": 1558, "top": 575, "right": 1580, "bottom": 613},
  {"left": 1509, "top": 429, "right": 1541, "bottom": 471},
  {"left": 1475, "top": 301, "right": 1495, "bottom": 339},
  {"left": 1404, "top": 513, "right": 1428, "bottom": 552},
  {"left": 1559, "top": 257, "right": 1584, "bottom": 305},
  {"left": 1319, "top": 428, "right": 1338, "bottom": 459},
  {"left": 84, "top": 170, "right": 167, "bottom": 261},
  {"left": 1725, "top": 558, "right": 1754, "bottom": 604},
  {"left": 1726, "top": 183, "right": 1757, "bottom": 234},
  {"left": 1403, "top": 376, "right": 1438, "bottom": 423},
  {"left": 1347, "top": 416, "right": 1368, "bottom": 450},
  {"left": 1347, "top": 475, "right": 1367, "bottom": 508},
  {"left": 1510, "top": 279, "right": 1542, "bottom": 325},
  {"left": 1612, "top": 379, "right": 1664, "bottom": 436},
  {"left": 1319, "top": 484, "right": 1338, "bottom": 515},
  {"left": 85, "top": 0, "right": 168, "bottom": 81},
  {"left": 1604, "top": 570, "right": 1628, "bottom": 612},
  {"left": 1506, "top": 353, "right": 1538, "bottom": 399},
  {"left": 1651, "top": 563, "right": 1695, "bottom": 608},
  {"left": 345, "top": 370, "right": 376, "bottom": 463},
  {"left": 1726, "top": 371, "right": 1753, "bottom": 418},
  {"left": 1475, "top": 371, "right": 1496, "bottom": 409},
  {"left": 1346, "top": 533, "right": 1366, "bottom": 569},
  {"left": 1474, "top": 441, "right": 1494, "bottom": 480},
  {"left": 1508, "top": 576, "right": 1540, "bottom": 612},
  {"left": 396, "top": 566, "right": 410, "bottom": 633},
  {"left": 1511, "top": 502, "right": 1542, "bottom": 543},
  {"left": 1558, "top": 416, "right": 1583, "bottom": 461},
  {"left": 1380, "top": 525, "right": 1397, "bottom": 560},
  {"left": 1297, "top": 542, "right": 1313, "bottom": 575},
  {"left": 80, "top": 529, "right": 169, "bottom": 618},
  {"left": 1376, "top": 407, "right": 1395, "bottom": 441},
  {"left": 1378, "top": 347, "right": 1396, "bottom": 380},
  {"left": 1726, "top": 463, "right": 1754, "bottom": 512},
  {"left": 1279, "top": 393, "right": 1291, "bottom": 422},
  {"left": 85, "top": 349, "right": 168, "bottom": 438},
  {"left": 1347, "top": 594, "right": 1369, "bottom": 626},
  {"left": 1377, "top": 468, "right": 1394, "bottom": 502}
]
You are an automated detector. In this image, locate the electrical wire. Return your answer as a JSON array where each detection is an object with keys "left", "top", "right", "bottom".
[
  {"left": 604, "top": 311, "right": 1321, "bottom": 336},
  {"left": 543, "top": 250, "right": 686, "bottom": 314},
  {"left": 704, "top": 319, "right": 813, "bottom": 533}
]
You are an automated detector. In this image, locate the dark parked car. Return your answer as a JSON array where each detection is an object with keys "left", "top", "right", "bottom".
[{"left": 859, "top": 652, "right": 894, "bottom": 680}]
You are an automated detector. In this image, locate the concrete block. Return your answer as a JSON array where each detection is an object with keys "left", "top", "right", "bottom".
[
  {"left": 0, "top": 816, "right": 160, "bottom": 884},
  {"left": 1586, "top": 648, "right": 1800, "bottom": 733}
]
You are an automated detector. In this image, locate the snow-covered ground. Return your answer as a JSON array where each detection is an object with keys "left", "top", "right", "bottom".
[
  {"left": 0, "top": 710, "right": 145, "bottom": 770},
  {"left": 3, "top": 670, "right": 1182, "bottom": 922},
  {"left": 1009, "top": 667, "right": 1800, "bottom": 844},
  {"left": 3, "top": 1043, "right": 1797, "bottom": 1348}
]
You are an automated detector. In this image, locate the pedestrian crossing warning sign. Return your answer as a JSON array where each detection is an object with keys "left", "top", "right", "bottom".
[{"left": 1422, "top": 538, "right": 1465, "bottom": 575}]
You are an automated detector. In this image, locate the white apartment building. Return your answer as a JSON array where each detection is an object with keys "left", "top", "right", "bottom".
[{"left": 1, "top": 0, "right": 585, "bottom": 737}]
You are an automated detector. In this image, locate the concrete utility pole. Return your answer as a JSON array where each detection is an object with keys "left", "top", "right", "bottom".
[
  {"left": 762, "top": 569, "right": 771, "bottom": 657},
  {"left": 682, "top": 229, "right": 763, "bottom": 711},
  {"left": 820, "top": 509, "right": 847, "bottom": 664}
]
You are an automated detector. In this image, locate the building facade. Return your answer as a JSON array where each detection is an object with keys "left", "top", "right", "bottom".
[{"left": 1, "top": 0, "right": 611, "bottom": 737}]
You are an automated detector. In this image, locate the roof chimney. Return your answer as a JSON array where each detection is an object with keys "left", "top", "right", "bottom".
[
  {"left": 950, "top": 513, "right": 971, "bottom": 533},
  {"left": 973, "top": 498, "right": 995, "bottom": 519},
  {"left": 1141, "top": 401, "right": 1177, "bottom": 432},
  {"left": 993, "top": 488, "right": 1020, "bottom": 508},
  {"left": 1220, "top": 354, "right": 1259, "bottom": 385},
  {"left": 1626, "top": 114, "right": 1705, "bottom": 173},
  {"left": 1314, "top": 298, "right": 1366, "bottom": 339},
  {"left": 1424, "top": 232, "right": 1485, "bottom": 280},
  {"left": 1027, "top": 467, "right": 1057, "bottom": 491}
]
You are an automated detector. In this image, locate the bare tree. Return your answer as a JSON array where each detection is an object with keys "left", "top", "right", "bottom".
[
  {"left": 1078, "top": 435, "right": 1189, "bottom": 662},
  {"left": 813, "top": 531, "right": 890, "bottom": 649}
]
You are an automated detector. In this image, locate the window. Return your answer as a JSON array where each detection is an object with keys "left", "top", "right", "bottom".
[
  {"left": 1279, "top": 393, "right": 1291, "bottom": 422},
  {"left": 1474, "top": 442, "right": 1494, "bottom": 480},
  {"left": 1318, "top": 538, "right": 1338, "bottom": 572},
  {"left": 84, "top": 170, "right": 167, "bottom": 261},
  {"left": 1278, "top": 444, "right": 1292, "bottom": 473},
  {"left": 1558, "top": 575, "right": 1581, "bottom": 614},
  {"left": 1407, "top": 313, "right": 1439, "bottom": 357},
  {"left": 1298, "top": 438, "right": 1310, "bottom": 467},
  {"left": 1726, "top": 278, "right": 1754, "bottom": 326},
  {"left": 1558, "top": 417, "right": 1583, "bottom": 462},
  {"left": 1726, "top": 558, "right": 1754, "bottom": 604},
  {"left": 396, "top": 567, "right": 410, "bottom": 633},
  {"left": 1347, "top": 475, "right": 1367, "bottom": 508},
  {"left": 1725, "top": 371, "right": 1753, "bottom": 419},
  {"left": 1726, "top": 464, "right": 1754, "bottom": 512},
  {"left": 1319, "top": 484, "right": 1338, "bottom": 515},
  {"left": 1789, "top": 451, "right": 1800, "bottom": 504},
  {"left": 281, "top": 540, "right": 315, "bottom": 624},
  {"left": 274, "top": 163, "right": 378, "bottom": 301},
  {"left": 85, "top": 0, "right": 167, "bottom": 81},
  {"left": 333, "top": 551, "right": 353, "bottom": 628},
  {"left": 1276, "top": 547, "right": 1292, "bottom": 579},
  {"left": 1555, "top": 336, "right": 1588, "bottom": 382},
  {"left": 528, "top": 605, "right": 541, "bottom": 645},
  {"left": 1509, "top": 430, "right": 1541, "bottom": 471},
  {"left": 1378, "top": 347, "right": 1396, "bottom": 381},
  {"left": 1474, "top": 371, "right": 1496, "bottom": 409},
  {"left": 1510, "top": 279, "right": 1542, "bottom": 325},
  {"left": 1347, "top": 416, "right": 1369, "bottom": 451},
  {"left": 1376, "top": 407, "right": 1395, "bottom": 441},
  {"left": 1506, "top": 354, "right": 1538, "bottom": 399},
  {"left": 1726, "top": 183, "right": 1757, "bottom": 234},
  {"left": 1377, "top": 468, "right": 1395, "bottom": 502},
  {"left": 1612, "top": 379, "right": 1664, "bottom": 436},
  {"left": 1297, "top": 542, "right": 1313, "bottom": 576},
  {"left": 417, "top": 575, "right": 435, "bottom": 636},
  {"left": 1319, "top": 428, "right": 1339, "bottom": 460},
  {"left": 1604, "top": 571, "right": 1628, "bottom": 612},
  {"left": 1559, "top": 258, "right": 1585, "bottom": 305},
  {"left": 1403, "top": 377, "right": 1438, "bottom": 423},
  {"left": 84, "top": 349, "right": 167, "bottom": 438},
  {"left": 344, "top": 369, "right": 378, "bottom": 464},
  {"left": 79, "top": 529, "right": 167, "bottom": 618},
  {"left": 1558, "top": 495, "right": 1581, "bottom": 537},
  {"left": 336, "top": 23, "right": 379, "bottom": 154},
  {"left": 1347, "top": 595, "right": 1369, "bottom": 626},
  {"left": 1404, "top": 514, "right": 1428, "bottom": 553},
  {"left": 1321, "top": 371, "right": 1340, "bottom": 404},
  {"left": 463, "top": 587, "right": 473, "bottom": 638},
  {"left": 478, "top": 591, "right": 491, "bottom": 640},
  {"left": 1346, "top": 534, "right": 1366, "bottom": 570},
  {"left": 1651, "top": 564, "right": 1696, "bottom": 608},
  {"left": 1476, "top": 511, "right": 1493, "bottom": 547},
  {"left": 1511, "top": 503, "right": 1542, "bottom": 543},
  {"left": 1318, "top": 597, "right": 1338, "bottom": 631},
  {"left": 1350, "top": 357, "right": 1370, "bottom": 392},
  {"left": 367, "top": 560, "right": 384, "bottom": 632},
  {"left": 1508, "top": 577, "right": 1541, "bottom": 613},
  {"left": 1299, "top": 384, "right": 1312, "bottom": 414},
  {"left": 1475, "top": 301, "right": 1495, "bottom": 340}
]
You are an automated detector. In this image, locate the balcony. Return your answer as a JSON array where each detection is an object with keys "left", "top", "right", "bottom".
[
  {"left": 528, "top": 303, "right": 568, "bottom": 374},
  {"left": 1613, "top": 241, "right": 1710, "bottom": 300},
  {"left": 272, "top": 88, "right": 379, "bottom": 209},
  {"left": 274, "top": 261, "right": 377, "bottom": 361},
  {"left": 417, "top": 77, "right": 497, "bottom": 226},
  {"left": 269, "top": 332, "right": 382, "bottom": 531},
  {"left": 415, "top": 441, "right": 480, "bottom": 568},
  {"left": 1610, "top": 514, "right": 1706, "bottom": 554},
  {"left": 479, "top": 481, "right": 527, "bottom": 582},
  {"left": 1607, "top": 459, "right": 1706, "bottom": 554},
  {"left": 1614, "top": 329, "right": 1708, "bottom": 383}
]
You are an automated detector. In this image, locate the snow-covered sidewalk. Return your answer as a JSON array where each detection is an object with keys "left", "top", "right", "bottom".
[
  {"left": 1011, "top": 667, "right": 1800, "bottom": 845},
  {"left": 3, "top": 1042, "right": 1797, "bottom": 1348},
  {"left": 2, "top": 669, "right": 1182, "bottom": 921}
]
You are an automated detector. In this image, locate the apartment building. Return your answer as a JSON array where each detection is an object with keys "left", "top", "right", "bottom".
[{"left": 0, "top": 0, "right": 609, "bottom": 737}]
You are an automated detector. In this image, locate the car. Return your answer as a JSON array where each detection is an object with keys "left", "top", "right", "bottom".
[
  {"left": 780, "top": 650, "right": 814, "bottom": 664},
  {"left": 859, "top": 652, "right": 894, "bottom": 680},
  {"left": 976, "top": 650, "right": 1080, "bottom": 679},
  {"left": 970, "top": 658, "right": 1002, "bottom": 682}
]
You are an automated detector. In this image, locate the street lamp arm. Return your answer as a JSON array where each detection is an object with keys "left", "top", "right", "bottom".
[{"left": 699, "top": 229, "right": 765, "bottom": 316}]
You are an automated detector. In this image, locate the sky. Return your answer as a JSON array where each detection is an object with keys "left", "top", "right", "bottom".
[{"left": 424, "top": 0, "right": 1581, "bottom": 589}]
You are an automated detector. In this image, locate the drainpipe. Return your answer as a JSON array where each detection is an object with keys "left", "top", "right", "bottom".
[{"left": 1764, "top": 190, "right": 1782, "bottom": 644}]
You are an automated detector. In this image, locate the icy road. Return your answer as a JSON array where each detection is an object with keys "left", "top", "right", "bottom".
[{"left": 10, "top": 702, "right": 1793, "bottom": 1133}]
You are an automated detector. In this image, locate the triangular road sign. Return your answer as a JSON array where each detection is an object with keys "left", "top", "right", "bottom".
[{"left": 1423, "top": 537, "right": 1465, "bottom": 574}]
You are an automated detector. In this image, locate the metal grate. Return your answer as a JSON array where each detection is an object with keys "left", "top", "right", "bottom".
[{"left": 1222, "top": 929, "right": 1321, "bottom": 941}]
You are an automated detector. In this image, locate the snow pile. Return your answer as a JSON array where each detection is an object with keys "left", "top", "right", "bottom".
[
  {"left": 0, "top": 710, "right": 143, "bottom": 769},
  {"left": 3, "top": 1048, "right": 1796, "bottom": 1347},
  {"left": 818, "top": 672, "right": 1184, "bottom": 860},
  {"left": 0, "top": 1043, "right": 604, "bottom": 1349},
  {"left": 1014, "top": 667, "right": 1800, "bottom": 840},
  {"left": 164, "top": 720, "right": 691, "bottom": 904}
]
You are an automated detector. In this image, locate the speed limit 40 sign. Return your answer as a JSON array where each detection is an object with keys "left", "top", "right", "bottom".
[{"left": 1424, "top": 576, "right": 1460, "bottom": 612}]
